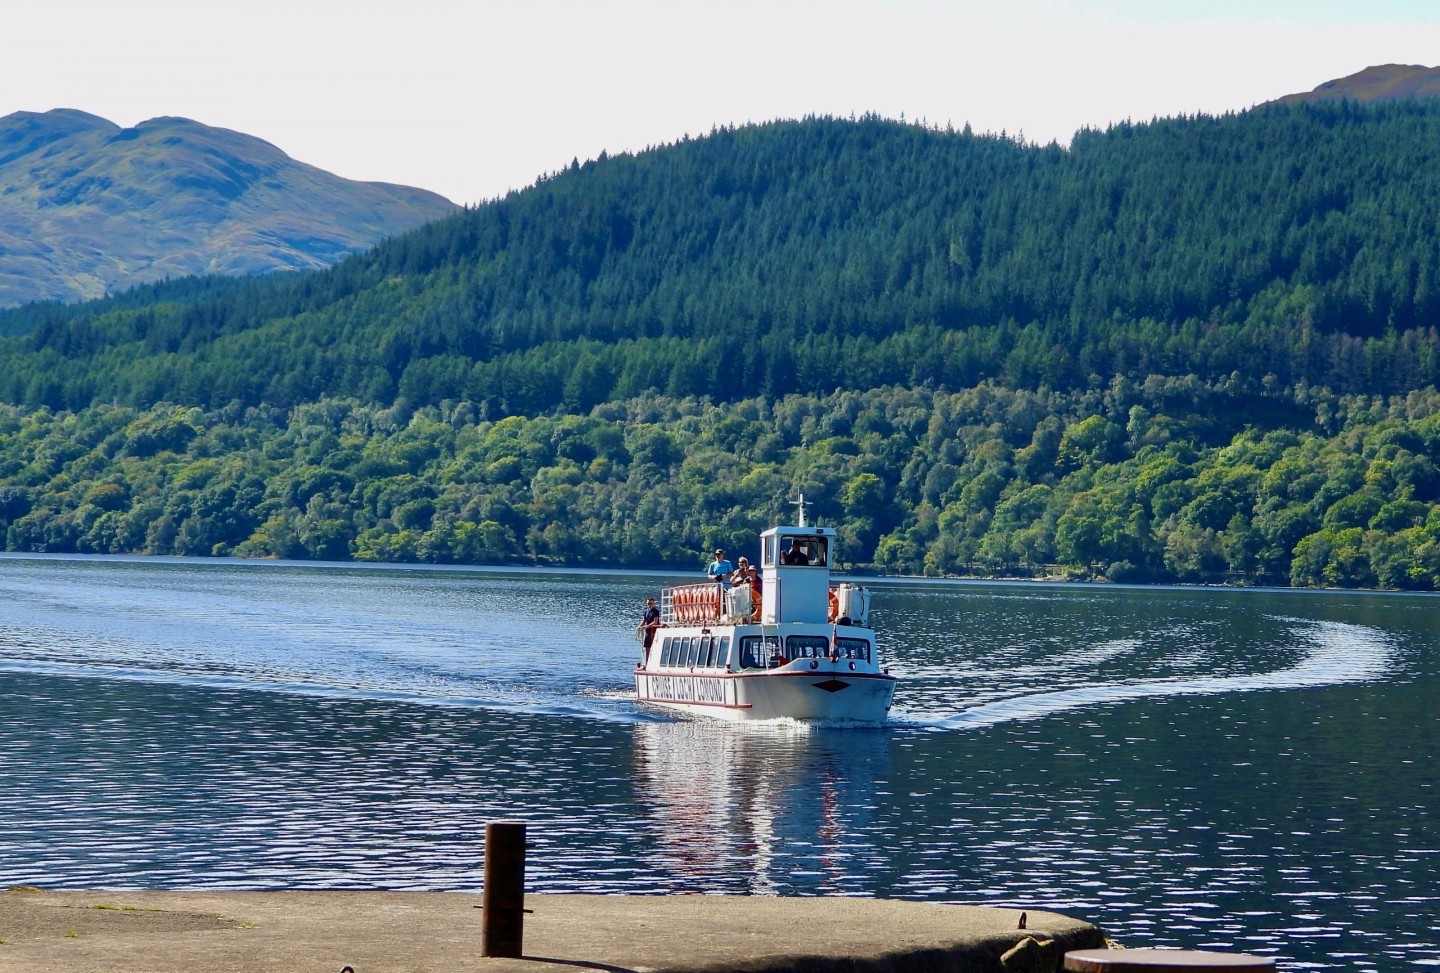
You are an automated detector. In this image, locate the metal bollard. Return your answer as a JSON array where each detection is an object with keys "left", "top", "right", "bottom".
[{"left": 481, "top": 821, "right": 527, "bottom": 958}]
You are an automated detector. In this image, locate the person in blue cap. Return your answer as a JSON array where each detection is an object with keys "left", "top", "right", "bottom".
[{"left": 706, "top": 548, "right": 734, "bottom": 587}]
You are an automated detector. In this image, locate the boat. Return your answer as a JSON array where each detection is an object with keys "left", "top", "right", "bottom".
[{"left": 634, "top": 498, "right": 898, "bottom": 722}]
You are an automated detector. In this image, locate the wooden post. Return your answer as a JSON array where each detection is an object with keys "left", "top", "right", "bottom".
[{"left": 481, "top": 821, "right": 526, "bottom": 958}]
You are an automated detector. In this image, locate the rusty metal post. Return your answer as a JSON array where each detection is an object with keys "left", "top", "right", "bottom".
[{"left": 481, "top": 821, "right": 526, "bottom": 957}]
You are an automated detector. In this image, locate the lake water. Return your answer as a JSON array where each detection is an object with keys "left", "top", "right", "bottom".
[{"left": 0, "top": 554, "right": 1436, "bottom": 971}]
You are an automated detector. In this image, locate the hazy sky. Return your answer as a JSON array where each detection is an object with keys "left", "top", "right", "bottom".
[{"left": 6, "top": 1, "right": 1440, "bottom": 205}]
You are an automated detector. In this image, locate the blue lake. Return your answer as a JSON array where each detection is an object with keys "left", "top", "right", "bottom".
[{"left": 0, "top": 554, "right": 1436, "bottom": 971}]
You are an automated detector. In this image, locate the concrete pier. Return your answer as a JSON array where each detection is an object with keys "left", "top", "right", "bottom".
[{"left": 0, "top": 888, "right": 1105, "bottom": 972}]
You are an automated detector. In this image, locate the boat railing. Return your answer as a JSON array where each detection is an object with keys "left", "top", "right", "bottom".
[
  {"left": 660, "top": 581, "right": 869, "bottom": 626},
  {"left": 661, "top": 582, "right": 757, "bottom": 624}
]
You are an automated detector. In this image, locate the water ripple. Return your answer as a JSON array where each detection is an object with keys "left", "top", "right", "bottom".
[{"left": 2, "top": 560, "right": 1438, "bottom": 971}]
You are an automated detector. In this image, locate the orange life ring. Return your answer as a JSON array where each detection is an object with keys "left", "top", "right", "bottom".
[{"left": 827, "top": 588, "right": 839, "bottom": 623}]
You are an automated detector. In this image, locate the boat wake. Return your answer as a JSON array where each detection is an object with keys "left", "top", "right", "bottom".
[
  {"left": 0, "top": 651, "right": 657, "bottom": 725},
  {"left": 901, "top": 616, "right": 1396, "bottom": 730}
]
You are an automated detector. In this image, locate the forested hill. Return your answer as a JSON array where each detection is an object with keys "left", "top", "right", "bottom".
[
  {"left": 4, "top": 100, "right": 1440, "bottom": 415},
  {"left": 3, "top": 103, "right": 1440, "bottom": 590}
]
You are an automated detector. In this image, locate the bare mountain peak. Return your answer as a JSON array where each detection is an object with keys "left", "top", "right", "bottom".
[
  {"left": 1271, "top": 64, "right": 1440, "bottom": 105},
  {"left": 0, "top": 110, "right": 458, "bottom": 307}
]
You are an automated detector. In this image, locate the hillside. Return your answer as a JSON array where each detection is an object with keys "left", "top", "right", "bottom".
[
  {"left": 1271, "top": 63, "right": 1440, "bottom": 105},
  {"left": 3, "top": 102, "right": 1440, "bottom": 413},
  {"left": 0, "top": 109, "right": 458, "bottom": 307},
  {"left": 1, "top": 104, "right": 1440, "bottom": 589}
]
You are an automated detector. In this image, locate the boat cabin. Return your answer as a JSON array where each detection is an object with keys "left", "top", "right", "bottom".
[{"left": 759, "top": 524, "right": 836, "bottom": 625}]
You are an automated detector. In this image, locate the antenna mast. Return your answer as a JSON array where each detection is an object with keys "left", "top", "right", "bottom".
[{"left": 792, "top": 494, "right": 810, "bottom": 527}]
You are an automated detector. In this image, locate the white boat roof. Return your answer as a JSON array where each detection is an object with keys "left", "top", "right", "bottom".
[{"left": 760, "top": 524, "right": 838, "bottom": 539}]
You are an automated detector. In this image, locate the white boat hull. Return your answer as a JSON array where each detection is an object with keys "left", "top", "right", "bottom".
[{"left": 635, "top": 659, "right": 896, "bottom": 723}]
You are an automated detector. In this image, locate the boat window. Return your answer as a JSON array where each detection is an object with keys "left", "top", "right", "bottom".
[
  {"left": 700, "top": 635, "right": 714, "bottom": 667},
  {"left": 835, "top": 637, "right": 870, "bottom": 662},
  {"left": 659, "top": 637, "right": 674, "bottom": 666},
  {"left": 716, "top": 636, "right": 731, "bottom": 667},
  {"left": 780, "top": 536, "right": 828, "bottom": 567},
  {"left": 787, "top": 635, "right": 831, "bottom": 658},
  {"left": 762, "top": 635, "right": 783, "bottom": 665},
  {"left": 762, "top": 535, "right": 776, "bottom": 568},
  {"left": 681, "top": 637, "right": 696, "bottom": 667},
  {"left": 738, "top": 635, "right": 782, "bottom": 668}
]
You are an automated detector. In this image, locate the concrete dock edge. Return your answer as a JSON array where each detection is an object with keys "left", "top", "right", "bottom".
[{"left": 0, "top": 888, "right": 1105, "bottom": 972}]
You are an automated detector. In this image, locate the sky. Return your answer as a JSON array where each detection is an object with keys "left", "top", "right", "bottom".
[{"left": 6, "top": 1, "right": 1440, "bottom": 206}]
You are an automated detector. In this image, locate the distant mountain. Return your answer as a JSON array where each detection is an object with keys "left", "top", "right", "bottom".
[
  {"left": 0, "top": 109, "right": 458, "bottom": 307},
  {"left": 1270, "top": 63, "right": 1440, "bottom": 105}
]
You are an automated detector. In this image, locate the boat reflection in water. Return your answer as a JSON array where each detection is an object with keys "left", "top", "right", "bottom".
[{"left": 630, "top": 719, "right": 891, "bottom": 894}]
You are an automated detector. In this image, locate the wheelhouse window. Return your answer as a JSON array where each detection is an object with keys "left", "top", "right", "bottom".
[
  {"left": 779, "top": 536, "right": 828, "bottom": 567},
  {"left": 835, "top": 636, "right": 871, "bottom": 662}
]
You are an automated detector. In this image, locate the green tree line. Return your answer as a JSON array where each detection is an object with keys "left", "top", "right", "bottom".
[{"left": 3, "top": 382, "right": 1439, "bottom": 589}]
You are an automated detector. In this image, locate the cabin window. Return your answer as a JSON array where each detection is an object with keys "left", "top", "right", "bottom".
[
  {"left": 700, "top": 635, "right": 715, "bottom": 667},
  {"left": 762, "top": 535, "right": 776, "bottom": 568},
  {"left": 738, "top": 635, "right": 782, "bottom": 668},
  {"left": 681, "top": 637, "right": 696, "bottom": 667},
  {"left": 786, "top": 635, "right": 831, "bottom": 658},
  {"left": 716, "top": 636, "right": 731, "bottom": 668},
  {"left": 762, "top": 635, "right": 783, "bottom": 665},
  {"left": 835, "top": 637, "right": 870, "bottom": 662},
  {"left": 660, "top": 637, "right": 674, "bottom": 666}
]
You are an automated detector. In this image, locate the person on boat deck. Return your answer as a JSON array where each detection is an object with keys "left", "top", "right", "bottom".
[
  {"left": 732, "top": 558, "right": 761, "bottom": 621},
  {"left": 707, "top": 549, "right": 734, "bottom": 586},
  {"left": 640, "top": 597, "right": 661, "bottom": 649}
]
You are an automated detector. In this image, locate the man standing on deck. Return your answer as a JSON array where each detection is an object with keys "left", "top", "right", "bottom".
[
  {"left": 640, "top": 597, "right": 660, "bottom": 651},
  {"left": 707, "top": 549, "right": 734, "bottom": 587}
]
